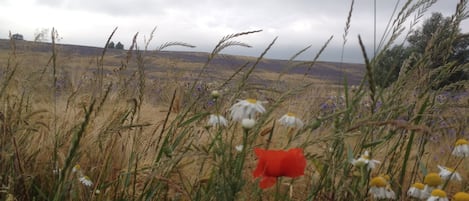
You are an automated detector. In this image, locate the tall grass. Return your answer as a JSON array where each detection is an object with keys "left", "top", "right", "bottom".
[{"left": 0, "top": 0, "right": 468, "bottom": 200}]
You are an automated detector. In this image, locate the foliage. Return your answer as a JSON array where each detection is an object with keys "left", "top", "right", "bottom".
[
  {"left": 115, "top": 41, "right": 124, "bottom": 49},
  {"left": 374, "top": 12, "right": 469, "bottom": 88},
  {"left": 107, "top": 41, "right": 115, "bottom": 49},
  {"left": 34, "top": 28, "right": 50, "bottom": 42},
  {"left": 373, "top": 45, "right": 411, "bottom": 88}
]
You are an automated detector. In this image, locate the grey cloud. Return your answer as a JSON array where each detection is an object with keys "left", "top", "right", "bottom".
[{"left": 7, "top": 0, "right": 466, "bottom": 63}]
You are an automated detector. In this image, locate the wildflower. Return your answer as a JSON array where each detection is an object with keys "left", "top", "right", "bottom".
[
  {"left": 278, "top": 112, "right": 304, "bottom": 129},
  {"left": 437, "top": 165, "right": 462, "bottom": 181},
  {"left": 229, "top": 98, "right": 266, "bottom": 121},
  {"left": 427, "top": 189, "right": 448, "bottom": 201},
  {"left": 452, "top": 139, "right": 469, "bottom": 157},
  {"left": 351, "top": 150, "right": 381, "bottom": 170},
  {"left": 253, "top": 148, "right": 306, "bottom": 189},
  {"left": 407, "top": 182, "right": 429, "bottom": 199},
  {"left": 211, "top": 90, "right": 221, "bottom": 99},
  {"left": 72, "top": 164, "right": 81, "bottom": 173},
  {"left": 235, "top": 145, "right": 243, "bottom": 152},
  {"left": 241, "top": 118, "right": 256, "bottom": 129},
  {"left": 453, "top": 192, "right": 469, "bottom": 201},
  {"left": 79, "top": 176, "right": 93, "bottom": 187},
  {"left": 207, "top": 114, "right": 228, "bottom": 127},
  {"left": 369, "top": 176, "right": 396, "bottom": 200},
  {"left": 423, "top": 173, "right": 442, "bottom": 194}
]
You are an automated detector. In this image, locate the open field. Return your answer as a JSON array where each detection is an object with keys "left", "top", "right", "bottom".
[{"left": 0, "top": 2, "right": 468, "bottom": 200}]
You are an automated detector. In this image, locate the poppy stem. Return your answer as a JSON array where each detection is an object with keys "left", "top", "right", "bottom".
[{"left": 274, "top": 181, "right": 280, "bottom": 201}]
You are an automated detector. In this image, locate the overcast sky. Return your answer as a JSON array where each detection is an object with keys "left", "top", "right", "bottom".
[{"left": 0, "top": 0, "right": 467, "bottom": 63}]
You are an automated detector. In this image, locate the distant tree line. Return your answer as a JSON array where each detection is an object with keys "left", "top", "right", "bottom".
[
  {"left": 107, "top": 41, "right": 124, "bottom": 50},
  {"left": 373, "top": 12, "right": 468, "bottom": 89}
]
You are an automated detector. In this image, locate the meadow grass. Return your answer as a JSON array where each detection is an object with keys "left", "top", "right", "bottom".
[{"left": 0, "top": 0, "right": 468, "bottom": 200}]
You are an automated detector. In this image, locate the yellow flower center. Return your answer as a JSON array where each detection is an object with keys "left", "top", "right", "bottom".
[
  {"left": 455, "top": 139, "right": 468, "bottom": 146},
  {"left": 286, "top": 112, "right": 296, "bottom": 117},
  {"left": 370, "top": 176, "right": 387, "bottom": 187},
  {"left": 431, "top": 189, "right": 447, "bottom": 198},
  {"left": 424, "top": 173, "right": 442, "bottom": 186},
  {"left": 362, "top": 154, "right": 370, "bottom": 160},
  {"left": 381, "top": 174, "right": 390, "bottom": 181},
  {"left": 454, "top": 192, "right": 469, "bottom": 201},
  {"left": 411, "top": 182, "right": 425, "bottom": 190},
  {"left": 74, "top": 164, "right": 81, "bottom": 170},
  {"left": 246, "top": 98, "right": 257, "bottom": 104}
]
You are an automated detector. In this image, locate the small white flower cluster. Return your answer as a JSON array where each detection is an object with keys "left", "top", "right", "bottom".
[
  {"left": 207, "top": 114, "right": 228, "bottom": 127},
  {"left": 72, "top": 164, "right": 93, "bottom": 187},
  {"left": 349, "top": 151, "right": 394, "bottom": 199},
  {"left": 278, "top": 112, "right": 304, "bottom": 129},
  {"left": 406, "top": 139, "right": 468, "bottom": 200},
  {"left": 230, "top": 98, "right": 266, "bottom": 129},
  {"left": 408, "top": 172, "right": 442, "bottom": 200},
  {"left": 321, "top": 138, "right": 466, "bottom": 200},
  {"left": 369, "top": 175, "right": 396, "bottom": 200},
  {"left": 427, "top": 189, "right": 449, "bottom": 201},
  {"left": 407, "top": 182, "right": 429, "bottom": 199},
  {"left": 452, "top": 139, "right": 469, "bottom": 157},
  {"left": 407, "top": 165, "right": 463, "bottom": 200},
  {"left": 207, "top": 98, "right": 306, "bottom": 130},
  {"left": 230, "top": 98, "right": 266, "bottom": 121},
  {"left": 351, "top": 150, "right": 381, "bottom": 171},
  {"left": 206, "top": 98, "right": 266, "bottom": 129},
  {"left": 437, "top": 165, "right": 462, "bottom": 181}
]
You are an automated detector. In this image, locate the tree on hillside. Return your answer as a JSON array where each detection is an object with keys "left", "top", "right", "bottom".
[
  {"left": 373, "top": 12, "right": 468, "bottom": 88},
  {"left": 107, "top": 41, "right": 115, "bottom": 49},
  {"left": 373, "top": 45, "right": 411, "bottom": 88},
  {"left": 34, "top": 28, "right": 50, "bottom": 42},
  {"left": 116, "top": 42, "right": 124, "bottom": 50},
  {"left": 450, "top": 33, "right": 469, "bottom": 64}
]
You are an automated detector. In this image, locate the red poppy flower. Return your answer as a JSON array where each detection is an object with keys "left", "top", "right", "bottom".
[{"left": 253, "top": 148, "right": 306, "bottom": 189}]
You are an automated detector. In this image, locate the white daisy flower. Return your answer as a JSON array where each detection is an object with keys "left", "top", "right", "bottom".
[
  {"left": 427, "top": 189, "right": 449, "bottom": 201},
  {"left": 351, "top": 150, "right": 381, "bottom": 170},
  {"left": 407, "top": 182, "right": 430, "bottom": 199},
  {"left": 438, "top": 165, "right": 462, "bottom": 181},
  {"left": 369, "top": 176, "right": 395, "bottom": 200},
  {"left": 241, "top": 118, "right": 256, "bottom": 129},
  {"left": 452, "top": 139, "right": 469, "bottom": 157},
  {"left": 79, "top": 176, "right": 93, "bottom": 187},
  {"left": 229, "top": 98, "right": 266, "bottom": 121},
  {"left": 235, "top": 145, "right": 243, "bottom": 152},
  {"left": 207, "top": 114, "right": 228, "bottom": 127},
  {"left": 423, "top": 173, "right": 442, "bottom": 194},
  {"left": 72, "top": 164, "right": 81, "bottom": 173},
  {"left": 278, "top": 112, "right": 304, "bottom": 128}
]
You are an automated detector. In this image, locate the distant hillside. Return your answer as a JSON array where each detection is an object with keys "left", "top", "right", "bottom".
[{"left": 0, "top": 39, "right": 365, "bottom": 85}]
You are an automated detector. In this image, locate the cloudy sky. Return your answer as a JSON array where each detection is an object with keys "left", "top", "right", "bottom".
[{"left": 0, "top": 0, "right": 467, "bottom": 63}]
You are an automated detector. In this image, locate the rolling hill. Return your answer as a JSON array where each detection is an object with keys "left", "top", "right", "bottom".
[{"left": 0, "top": 39, "right": 365, "bottom": 85}]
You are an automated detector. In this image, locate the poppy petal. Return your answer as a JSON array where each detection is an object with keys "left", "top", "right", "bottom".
[
  {"left": 253, "top": 148, "right": 266, "bottom": 178},
  {"left": 283, "top": 148, "right": 306, "bottom": 177},
  {"left": 259, "top": 176, "right": 277, "bottom": 189},
  {"left": 253, "top": 148, "right": 307, "bottom": 189}
]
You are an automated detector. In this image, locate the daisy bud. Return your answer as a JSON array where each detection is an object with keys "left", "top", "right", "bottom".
[
  {"left": 242, "top": 118, "right": 256, "bottom": 129},
  {"left": 211, "top": 90, "right": 221, "bottom": 99}
]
